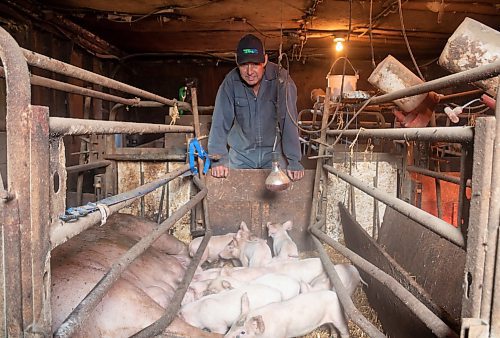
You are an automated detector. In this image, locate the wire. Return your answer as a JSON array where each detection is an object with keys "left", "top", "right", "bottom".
[
  {"left": 244, "top": 19, "right": 282, "bottom": 39},
  {"left": 369, "top": 0, "right": 376, "bottom": 69},
  {"left": 397, "top": 0, "right": 424, "bottom": 80}
]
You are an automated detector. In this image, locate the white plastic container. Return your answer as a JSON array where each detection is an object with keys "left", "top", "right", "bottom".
[
  {"left": 327, "top": 74, "right": 359, "bottom": 97},
  {"left": 368, "top": 55, "right": 427, "bottom": 112},
  {"left": 439, "top": 17, "right": 500, "bottom": 97}
]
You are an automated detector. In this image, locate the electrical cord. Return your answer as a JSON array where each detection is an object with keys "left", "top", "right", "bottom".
[
  {"left": 369, "top": 0, "right": 376, "bottom": 68},
  {"left": 397, "top": 0, "right": 424, "bottom": 80}
]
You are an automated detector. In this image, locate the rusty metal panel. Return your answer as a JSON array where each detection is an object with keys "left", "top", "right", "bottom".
[
  {"left": 143, "top": 162, "right": 168, "bottom": 220},
  {"left": 326, "top": 154, "right": 399, "bottom": 240},
  {"left": 461, "top": 117, "right": 495, "bottom": 319},
  {"left": 29, "top": 105, "right": 52, "bottom": 334},
  {"left": 118, "top": 161, "right": 173, "bottom": 220},
  {"left": 339, "top": 204, "right": 454, "bottom": 338},
  {"left": 117, "top": 161, "right": 141, "bottom": 215},
  {"left": 378, "top": 207, "right": 466, "bottom": 324},
  {"left": 206, "top": 169, "right": 315, "bottom": 251},
  {"left": 168, "top": 162, "right": 192, "bottom": 244},
  {"left": 50, "top": 137, "right": 67, "bottom": 224}
]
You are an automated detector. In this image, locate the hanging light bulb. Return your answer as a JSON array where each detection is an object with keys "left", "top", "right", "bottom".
[
  {"left": 334, "top": 37, "right": 345, "bottom": 52},
  {"left": 265, "top": 152, "right": 291, "bottom": 192}
]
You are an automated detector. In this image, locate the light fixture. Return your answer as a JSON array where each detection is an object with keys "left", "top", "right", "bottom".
[
  {"left": 265, "top": 152, "right": 291, "bottom": 192},
  {"left": 334, "top": 37, "right": 345, "bottom": 52}
]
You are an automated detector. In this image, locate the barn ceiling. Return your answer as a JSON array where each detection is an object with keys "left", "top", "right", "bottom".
[{"left": 3, "top": 0, "right": 500, "bottom": 62}]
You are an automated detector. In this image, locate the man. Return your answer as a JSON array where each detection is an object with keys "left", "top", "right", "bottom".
[{"left": 208, "top": 34, "right": 304, "bottom": 181}]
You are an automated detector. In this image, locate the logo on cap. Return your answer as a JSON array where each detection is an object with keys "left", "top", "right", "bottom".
[{"left": 242, "top": 48, "right": 258, "bottom": 54}]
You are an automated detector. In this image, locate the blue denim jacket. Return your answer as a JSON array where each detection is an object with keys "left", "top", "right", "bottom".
[{"left": 208, "top": 62, "right": 303, "bottom": 171}]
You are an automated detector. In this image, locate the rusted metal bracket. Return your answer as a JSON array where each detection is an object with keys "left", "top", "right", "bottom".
[{"left": 0, "top": 172, "right": 13, "bottom": 201}]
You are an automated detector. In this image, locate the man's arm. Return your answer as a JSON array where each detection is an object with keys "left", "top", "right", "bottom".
[
  {"left": 279, "top": 72, "right": 304, "bottom": 181},
  {"left": 208, "top": 78, "right": 235, "bottom": 177}
]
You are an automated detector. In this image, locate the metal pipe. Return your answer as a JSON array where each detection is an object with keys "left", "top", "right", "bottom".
[
  {"left": 368, "top": 61, "right": 500, "bottom": 105},
  {"left": 309, "top": 88, "right": 332, "bottom": 231},
  {"left": 49, "top": 117, "right": 194, "bottom": 136},
  {"left": 323, "top": 165, "right": 465, "bottom": 248},
  {"left": 482, "top": 82, "right": 500, "bottom": 331},
  {"left": 66, "top": 160, "right": 112, "bottom": 174},
  {"left": 311, "top": 233, "right": 385, "bottom": 338},
  {"left": 1, "top": 25, "right": 36, "bottom": 335},
  {"left": 53, "top": 177, "right": 207, "bottom": 338},
  {"left": 132, "top": 177, "right": 211, "bottom": 337},
  {"left": 50, "top": 164, "right": 190, "bottom": 249},
  {"left": 326, "top": 127, "right": 474, "bottom": 143},
  {"left": 310, "top": 217, "right": 459, "bottom": 338},
  {"left": 22, "top": 48, "right": 192, "bottom": 111},
  {"left": 439, "top": 89, "right": 484, "bottom": 102},
  {"left": 406, "top": 166, "right": 471, "bottom": 187},
  {"left": 0, "top": 66, "right": 140, "bottom": 106}
]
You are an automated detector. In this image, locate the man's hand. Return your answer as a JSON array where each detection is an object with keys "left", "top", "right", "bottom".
[
  {"left": 287, "top": 169, "right": 304, "bottom": 182},
  {"left": 211, "top": 165, "right": 229, "bottom": 178}
]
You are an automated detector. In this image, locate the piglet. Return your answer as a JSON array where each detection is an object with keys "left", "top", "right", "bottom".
[
  {"left": 206, "top": 272, "right": 300, "bottom": 301},
  {"left": 308, "top": 263, "right": 362, "bottom": 296},
  {"left": 219, "top": 237, "right": 272, "bottom": 268},
  {"left": 225, "top": 290, "right": 349, "bottom": 338},
  {"left": 179, "top": 284, "right": 282, "bottom": 334},
  {"left": 189, "top": 222, "right": 251, "bottom": 265},
  {"left": 267, "top": 221, "right": 299, "bottom": 259}
]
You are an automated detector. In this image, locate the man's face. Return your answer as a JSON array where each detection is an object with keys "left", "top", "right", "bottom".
[{"left": 238, "top": 55, "right": 268, "bottom": 87}]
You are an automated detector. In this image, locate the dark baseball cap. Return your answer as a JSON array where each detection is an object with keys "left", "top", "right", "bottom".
[{"left": 236, "top": 34, "right": 265, "bottom": 65}]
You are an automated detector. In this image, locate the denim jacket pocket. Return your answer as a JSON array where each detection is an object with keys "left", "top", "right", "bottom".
[{"left": 234, "top": 97, "right": 250, "bottom": 129}]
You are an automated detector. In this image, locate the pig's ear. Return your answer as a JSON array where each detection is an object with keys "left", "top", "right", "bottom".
[
  {"left": 283, "top": 220, "right": 293, "bottom": 230},
  {"left": 250, "top": 315, "right": 265, "bottom": 335},
  {"left": 240, "top": 221, "right": 249, "bottom": 232},
  {"left": 220, "top": 267, "right": 230, "bottom": 276},
  {"left": 235, "top": 231, "right": 242, "bottom": 241},
  {"left": 241, "top": 292, "right": 250, "bottom": 315},
  {"left": 221, "top": 280, "right": 233, "bottom": 290}
]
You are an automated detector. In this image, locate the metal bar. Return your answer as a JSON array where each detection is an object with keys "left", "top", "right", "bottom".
[
  {"left": 49, "top": 117, "right": 194, "bottom": 136},
  {"left": 104, "top": 153, "right": 186, "bottom": 162},
  {"left": 157, "top": 185, "right": 166, "bottom": 224},
  {"left": 50, "top": 164, "right": 190, "bottom": 249},
  {"left": 484, "top": 83, "right": 500, "bottom": 334},
  {"left": 132, "top": 177, "right": 211, "bottom": 338},
  {"left": 324, "top": 164, "right": 465, "bottom": 247},
  {"left": 310, "top": 217, "right": 459, "bottom": 338},
  {"left": 53, "top": 177, "right": 207, "bottom": 338},
  {"left": 0, "top": 26, "right": 35, "bottom": 335},
  {"left": 436, "top": 178, "right": 443, "bottom": 219},
  {"left": 0, "top": 66, "right": 140, "bottom": 106},
  {"left": 457, "top": 146, "right": 472, "bottom": 235},
  {"left": 369, "top": 61, "right": 500, "bottom": 105},
  {"left": 407, "top": 165, "right": 471, "bottom": 187},
  {"left": 326, "top": 127, "right": 474, "bottom": 143},
  {"left": 461, "top": 117, "right": 495, "bottom": 319},
  {"left": 66, "top": 160, "right": 112, "bottom": 174},
  {"left": 309, "top": 88, "right": 332, "bottom": 230},
  {"left": 439, "top": 89, "right": 484, "bottom": 102},
  {"left": 22, "top": 48, "right": 192, "bottom": 111},
  {"left": 191, "top": 87, "right": 207, "bottom": 233},
  {"left": 76, "top": 95, "right": 92, "bottom": 206},
  {"left": 311, "top": 234, "right": 385, "bottom": 338}
]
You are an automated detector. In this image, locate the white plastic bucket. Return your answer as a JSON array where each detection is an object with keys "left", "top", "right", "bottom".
[
  {"left": 439, "top": 17, "right": 499, "bottom": 97},
  {"left": 326, "top": 57, "right": 359, "bottom": 97},
  {"left": 368, "top": 55, "right": 426, "bottom": 112},
  {"left": 327, "top": 74, "right": 359, "bottom": 97}
]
